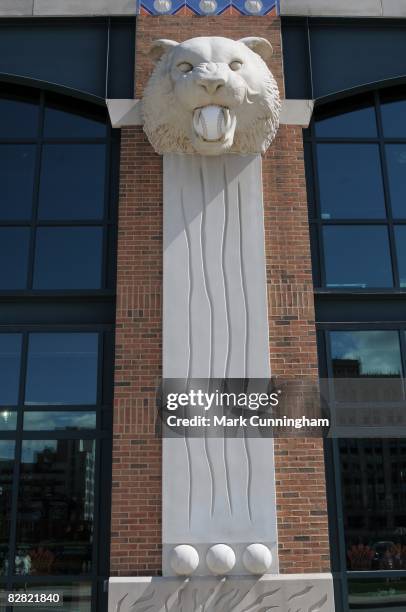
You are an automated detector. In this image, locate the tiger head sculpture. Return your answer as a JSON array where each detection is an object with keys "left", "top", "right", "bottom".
[{"left": 142, "top": 36, "right": 281, "bottom": 156}]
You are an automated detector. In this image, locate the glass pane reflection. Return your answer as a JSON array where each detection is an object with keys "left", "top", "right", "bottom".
[
  {"left": 24, "top": 412, "right": 96, "bottom": 431},
  {"left": 0, "top": 334, "right": 22, "bottom": 406},
  {"left": 25, "top": 333, "right": 98, "bottom": 406},
  {"left": 33, "top": 227, "right": 103, "bottom": 290},
  {"left": 315, "top": 101, "right": 377, "bottom": 138},
  {"left": 381, "top": 88, "right": 406, "bottom": 137},
  {"left": 39, "top": 144, "right": 105, "bottom": 220},
  {"left": 11, "top": 583, "right": 91, "bottom": 612},
  {"left": 317, "top": 144, "right": 385, "bottom": 219},
  {"left": 0, "top": 145, "right": 36, "bottom": 220},
  {"left": 0, "top": 228, "right": 30, "bottom": 290},
  {"left": 331, "top": 330, "right": 402, "bottom": 377},
  {"left": 349, "top": 578, "right": 406, "bottom": 610},
  {"left": 0, "top": 410, "right": 17, "bottom": 431},
  {"left": 0, "top": 94, "right": 39, "bottom": 138},
  {"left": 342, "top": 440, "right": 406, "bottom": 571},
  {"left": 323, "top": 226, "right": 393, "bottom": 288},
  {"left": 330, "top": 330, "right": 403, "bottom": 402},
  {"left": 395, "top": 226, "right": 406, "bottom": 287},
  {"left": 0, "top": 441, "right": 15, "bottom": 576},
  {"left": 16, "top": 440, "right": 95, "bottom": 575},
  {"left": 44, "top": 101, "right": 106, "bottom": 138},
  {"left": 386, "top": 145, "right": 406, "bottom": 218}
]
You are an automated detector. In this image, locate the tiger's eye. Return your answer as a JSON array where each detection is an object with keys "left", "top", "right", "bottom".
[
  {"left": 178, "top": 62, "right": 194, "bottom": 73},
  {"left": 229, "top": 61, "right": 243, "bottom": 71}
]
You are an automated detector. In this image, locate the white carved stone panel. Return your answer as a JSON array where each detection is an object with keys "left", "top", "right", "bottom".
[
  {"left": 109, "top": 574, "right": 335, "bottom": 612},
  {"left": 162, "top": 154, "right": 277, "bottom": 576}
]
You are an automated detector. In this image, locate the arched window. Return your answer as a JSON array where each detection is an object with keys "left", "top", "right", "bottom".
[
  {"left": 306, "top": 86, "right": 406, "bottom": 290},
  {"left": 0, "top": 83, "right": 117, "bottom": 611},
  {"left": 307, "top": 86, "right": 406, "bottom": 611}
]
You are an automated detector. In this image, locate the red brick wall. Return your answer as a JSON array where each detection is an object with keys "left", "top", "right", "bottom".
[
  {"left": 263, "top": 127, "right": 331, "bottom": 572},
  {"left": 110, "top": 15, "right": 330, "bottom": 577},
  {"left": 110, "top": 126, "right": 163, "bottom": 576}
]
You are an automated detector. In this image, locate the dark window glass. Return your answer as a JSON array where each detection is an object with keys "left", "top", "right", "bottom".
[
  {"left": 0, "top": 441, "right": 15, "bottom": 576},
  {"left": 323, "top": 226, "right": 393, "bottom": 288},
  {"left": 38, "top": 144, "right": 105, "bottom": 220},
  {"left": 33, "top": 227, "right": 103, "bottom": 290},
  {"left": 0, "top": 94, "right": 39, "bottom": 139},
  {"left": 395, "top": 226, "right": 406, "bottom": 287},
  {"left": 0, "top": 227, "right": 30, "bottom": 290},
  {"left": 16, "top": 440, "right": 95, "bottom": 575},
  {"left": 315, "top": 100, "right": 377, "bottom": 138},
  {"left": 44, "top": 101, "right": 106, "bottom": 139},
  {"left": 317, "top": 144, "right": 385, "bottom": 219},
  {"left": 386, "top": 145, "right": 406, "bottom": 218},
  {"left": 0, "top": 145, "right": 36, "bottom": 220},
  {"left": 0, "top": 333, "right": 22, "bottom": 405},
  {"left": 24, "top": 412, "right": 96, "bottom": 431},
  {"left": 25, "top": 333, "right": 98, "bottom": 406},
  {"left": 381, "top": 88, "right": 406, "bottom": 138}
]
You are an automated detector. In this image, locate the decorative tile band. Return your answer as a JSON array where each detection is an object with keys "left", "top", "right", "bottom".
[{"left": 138, "top": 0, "right": 277, "bottom": 15}]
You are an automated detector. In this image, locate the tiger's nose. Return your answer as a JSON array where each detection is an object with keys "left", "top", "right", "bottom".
[{"left": 197, "top": 77, "right": 226, "bottom": 95}]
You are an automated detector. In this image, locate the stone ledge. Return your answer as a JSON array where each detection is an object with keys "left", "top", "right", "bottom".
[
  {"left": 108, "top": 573, "right": 335, "bottom": 611},
  {"left": 106, "top": 99, "right": 314, "bottom": 129},
  {"left": 280, "top": 0, "right": 406, "bottom": 17},
  {"left": 0, "top": 0, "right": 137, "bottom": 17}
]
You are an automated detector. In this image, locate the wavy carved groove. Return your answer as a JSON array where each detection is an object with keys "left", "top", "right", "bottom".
[
  {"left": 200, "top": 164, "right": 217, "bottom": 518},
  {"left": 288, "top": 585, "right": 314, "bottom": 601},
  {"left": 308, "top": 594, "right": 328, "bottom": 612},
  {"left": 181, "top": 189, "right": 193, "bottom": 528},
  {"left": 240, "top": 588, "right": 281, "bottom": 612},
  {"left": 237, "top": 181, "right": 253, "bottom": 523},
  {"left": 222, "top": 161, "right": 233, "bottom": 515}
]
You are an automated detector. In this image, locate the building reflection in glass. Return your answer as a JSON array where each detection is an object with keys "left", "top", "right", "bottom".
[{"left": 15, "top": 439, "right": 95, "bottom": 575}]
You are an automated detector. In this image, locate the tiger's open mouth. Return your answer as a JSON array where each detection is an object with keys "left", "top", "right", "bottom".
[{"left": 191, "top": 105, "right": 237, "bottom": 154}]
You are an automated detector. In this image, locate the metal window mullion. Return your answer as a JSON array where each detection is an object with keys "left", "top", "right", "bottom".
[
  {"left": 7, "top": 331, "right": 29, "bottom": 581},
  {"left": 100, "top": 128, "right": 112, "bottom": 291},
  {"left": 310, "top": 135, "right": 327, "bottom": 288},
  {"left": 91, "top": 439, "right": 101, "bottom": 612},
  {"left": 398, "top": 329, "right": 406, "bottom": 400},
  {"left": 27, "top": 92, "right": 45, "bottom": 291},
  {"left": 375, "top": 91, "right": 400, "bottom": 290},
  {"left": 332, "top": 438, "right": 351, "bottom": 612}
]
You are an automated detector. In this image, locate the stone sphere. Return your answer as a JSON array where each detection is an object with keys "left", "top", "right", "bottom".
[
  {"left": 243, "top": 544, "right": 272, "bottom": 575},
  {"left": 206, "top": 544, "right": 236, "bottom": 575},
  {"left": 199, "top": 0, "right": 217, "bottom": 12},
  {"left": 170, "top": 545, "right": 199, "bottom": 576},
  {"left": 244, "top": 0, "right": 262, "bottom": 13},
  {"left": 153, "top": 0, "right": 172, "bottom": 12}
]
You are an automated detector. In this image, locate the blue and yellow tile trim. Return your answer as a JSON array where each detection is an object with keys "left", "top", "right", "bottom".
[{"left": 138, "top": 0, "right": 277, "bottom": 15}]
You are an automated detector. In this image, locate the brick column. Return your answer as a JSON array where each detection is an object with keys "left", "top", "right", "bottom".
[{"left": 110, "top": 14, "right": 331, "bottom": 578}]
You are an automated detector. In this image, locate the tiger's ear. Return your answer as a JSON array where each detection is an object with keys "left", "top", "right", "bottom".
[
  {"left": 239, "top": 37, "right": 273, "bottom": 62},
  {"left": 148, "top": 39, "right": 179, "bottom": 63}
]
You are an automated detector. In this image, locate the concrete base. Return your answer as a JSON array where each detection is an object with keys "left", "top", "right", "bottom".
[{"left": 108, "top": 573, "right": 335, "bottom": 611}]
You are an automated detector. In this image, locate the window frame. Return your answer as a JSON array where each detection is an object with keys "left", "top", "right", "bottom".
[
  {"left": 319, "top": 323, "right": 406, "bottom": 612},
  {"left": 305, "top": 89, "right": 406, "bottom": 293},
  {"left": 0, "top": 85, "right": 118, "bottom": 296},
  {"left": 0, "top": 82, "right": 118, "bottom": 612}
]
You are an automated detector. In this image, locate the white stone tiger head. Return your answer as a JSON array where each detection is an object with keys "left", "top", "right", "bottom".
[{"left": 142, "top": 36, "right": 281, "bottom": 156}]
